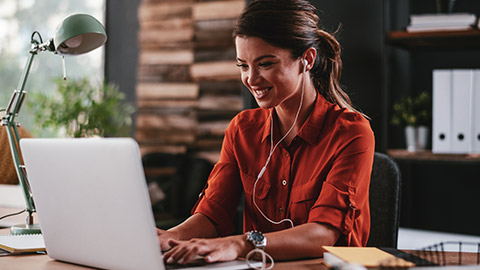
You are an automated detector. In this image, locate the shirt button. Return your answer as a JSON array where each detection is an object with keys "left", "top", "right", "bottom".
[
  {"left": 282, "top": 180, "right": 287, "bottom": 186},
  {"left": 279, "top": 208, "right": 284, "bottom": 213}
]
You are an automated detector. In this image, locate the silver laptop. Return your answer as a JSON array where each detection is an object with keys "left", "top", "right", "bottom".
[{"left": 20, "top": 138, "right": 259, "bottom": 270}]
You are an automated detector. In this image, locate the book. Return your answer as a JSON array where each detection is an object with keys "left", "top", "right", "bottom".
[
  {"left": 406, "top": 24, "right": 473, "bottom": 33},
  {"left": 410, "top": 13, "right": 477, "bottom": 25},
  {"left": 0, "top": 234, "right": 46, "bottom": 254},
  {"left": 406, "top": 13, "right": 477, "bottom": 33},
  {"left": 322, "top": 246, "right": 415, "bottom": 268}
]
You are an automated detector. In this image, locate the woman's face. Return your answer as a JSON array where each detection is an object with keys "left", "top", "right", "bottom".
[{"left": 235, "top": 36, "right": 303, "bottom": 109}]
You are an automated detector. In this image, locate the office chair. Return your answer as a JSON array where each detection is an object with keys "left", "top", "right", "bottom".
[
  {"left": 142, "top": 152, "right": 213, "bottom": 229},
  {"left": 366, "top": 152, "right": 402, "bottom": 248}
]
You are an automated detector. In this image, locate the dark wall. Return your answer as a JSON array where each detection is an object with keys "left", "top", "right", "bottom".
[
  {"left": 105, "top": 0, "right": 141, "bottom": 136},
  {"left": 310, "top": 0, "right": 385, "bottom": 151}
]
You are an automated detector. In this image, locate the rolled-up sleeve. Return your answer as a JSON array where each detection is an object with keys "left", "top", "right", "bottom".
[
  {"left": 191, "top": 117, "right": 243, "bottom": 236},
  {"left": 308, "top": 116, "right": 375, "bottom": 246}
]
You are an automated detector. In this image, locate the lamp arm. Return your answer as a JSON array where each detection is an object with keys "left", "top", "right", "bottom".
[
  {"left": 17, "top": 49, "right": 38, "bottom": 94},
  {"left": 4, "top": 124, "right": 36, "bottom": 215},
  {"left": 1, "top": 46, "right": 39, "bottom": 220}
]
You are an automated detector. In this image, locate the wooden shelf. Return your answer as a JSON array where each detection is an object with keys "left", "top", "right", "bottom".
[
  {"left": 387, "top": 29, "right": 480, "bottom": 50},
  {"left": 387, "top": 149, "right": 480, "bottom": 162}
]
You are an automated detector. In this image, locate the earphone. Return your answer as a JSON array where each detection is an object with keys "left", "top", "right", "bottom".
[
  {"left": 247, "top": 58, "right": 308, "bottom": 270},
  {"left": 252, "top": 58, "right": 308, "bottom": 229}
]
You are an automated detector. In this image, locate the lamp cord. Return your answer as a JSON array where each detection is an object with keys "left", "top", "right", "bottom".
[
  {"left": 0, "top": 208, "right": 26, "bottom": 221},
  {"left": 31, "top": 31, "right": 43, "bottom": 44}
]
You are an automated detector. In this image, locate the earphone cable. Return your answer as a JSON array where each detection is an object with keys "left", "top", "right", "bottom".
[{"left": 252, "top": 60, "right": 307, "bottom": 229}]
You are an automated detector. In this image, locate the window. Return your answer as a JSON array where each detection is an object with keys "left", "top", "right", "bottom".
[{"left": 0, "top": 0, "right": 105, "bottom": 137}]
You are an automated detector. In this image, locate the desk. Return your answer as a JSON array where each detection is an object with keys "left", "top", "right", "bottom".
[
  {"left": 2, "top": 244, "right": 480, "bottom": 270},
  {"left": 0, "top": 228, "right": 326, "bottom": 270},
  {"left": 3, "top": 251, "right": 480, "bottom": 270},
  {"left": 0, "top": 253, "right": 326, "bottom": 270},
  {"left": 0, "top": 185, "right": 39, "bottom": 229},
  {"left": 0, "top": 207, "right": 36, "bottom": 229}
]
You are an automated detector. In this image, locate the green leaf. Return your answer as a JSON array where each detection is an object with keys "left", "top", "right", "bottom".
[
  {"left": 26, "top": 77, "right": 135, "bottom": 137},
  {"left": 391, "top": 91, "right": 432, "bottom": 127}
]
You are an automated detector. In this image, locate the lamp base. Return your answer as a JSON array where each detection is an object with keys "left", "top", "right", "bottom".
[{"left": 10, "top": 223, "right": 41, "bottom": 235}]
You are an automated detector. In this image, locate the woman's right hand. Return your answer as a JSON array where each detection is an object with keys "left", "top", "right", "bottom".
[{"left": 157, "top": 228, "right": 180, "bottom": 251}]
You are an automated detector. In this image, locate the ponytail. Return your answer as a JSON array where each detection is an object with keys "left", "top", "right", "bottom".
[{"left": 311, "top": 29, "right": 367, "bottom": 118}]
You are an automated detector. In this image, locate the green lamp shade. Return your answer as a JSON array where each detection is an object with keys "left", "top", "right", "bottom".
[{"left": 54, "top": 14, "right": 107, "bottom": 55}]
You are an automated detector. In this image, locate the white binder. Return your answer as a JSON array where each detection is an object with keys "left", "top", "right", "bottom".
[
  {"left": 473, "top": 70, "right": 480, "bottom": 153},
  {"left": 451, "top": 69, "right": 474, "bottom": 153},
  {"left": 432, "top": 69, "right": 452, "bottom": 153}
]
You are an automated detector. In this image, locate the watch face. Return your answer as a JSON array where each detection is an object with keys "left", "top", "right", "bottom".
[
  {"left": 251, "top": 232, "right": 264, "bottom": 242},
  {"left": 247, "top": 231, "right": 266, "bottom": 249}
]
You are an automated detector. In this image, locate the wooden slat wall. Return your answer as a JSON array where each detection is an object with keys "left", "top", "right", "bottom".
[{"left": 136, "top": 0, "right": 245, "bottom": 163}]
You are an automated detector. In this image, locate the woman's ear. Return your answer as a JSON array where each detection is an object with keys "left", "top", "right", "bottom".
[{"left": 302, "top": 47, "right": 317, "bottom": 72}]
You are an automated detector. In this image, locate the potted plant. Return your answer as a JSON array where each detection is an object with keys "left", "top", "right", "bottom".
[
  {"left": 391, "top": 91, "right": 432, "bottom": 151},
  {"left": 27, "top": 78, "right": 135, "bottom": 138}
]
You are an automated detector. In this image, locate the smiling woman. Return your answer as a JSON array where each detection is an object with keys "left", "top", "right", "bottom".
[
  {"left": 156, "top": 0, "right": 375, "bottom": 268},
  {"left": 0, "top": 0, "right": 105, "bottom": 138},
  {"left": 235, "top": 37, "right": 313, "bottom": 113}
]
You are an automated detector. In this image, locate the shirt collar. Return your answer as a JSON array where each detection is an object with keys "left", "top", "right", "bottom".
[
  {"left": 260, "top": 95, "right": 331, "bottom": 145},
  {"left": 298, "top": 95, "right": 330, "bottom": 145},
  {"left": 261, "top": 108, "right": 274, "bottom": 143}
]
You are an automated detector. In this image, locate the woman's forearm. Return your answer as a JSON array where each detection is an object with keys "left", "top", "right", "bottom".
[
  {"left": 262, "top": 222, "right": 340, "bottom": 260},
  {"left": 169, "top": 213, "right": 220, "bottom": 240}
]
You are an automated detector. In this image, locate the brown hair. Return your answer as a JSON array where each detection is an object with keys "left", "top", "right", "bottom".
[{"left": 233, "top": 0, "right": 363, "bottom": 115}]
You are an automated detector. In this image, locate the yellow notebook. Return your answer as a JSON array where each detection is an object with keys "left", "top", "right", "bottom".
[
  {"left": 322, "top": 246, "right": 415, "bottom": 268},
  {"left": 0, "top": 234, "right": 46, "bottom": 253}
]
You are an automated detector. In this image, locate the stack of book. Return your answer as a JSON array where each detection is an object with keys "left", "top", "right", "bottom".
[{"left": 406, "top": 13, "right": 477, "bottom": 32}]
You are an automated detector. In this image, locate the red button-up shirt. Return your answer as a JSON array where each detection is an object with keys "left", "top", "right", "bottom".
[{"left": 192, "top": 95, "right": 375, "bottom": 246}]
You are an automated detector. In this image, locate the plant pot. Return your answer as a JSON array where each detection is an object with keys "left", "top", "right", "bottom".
[{"left": 405, "top": 125, "right": 429, "bottom": 152}]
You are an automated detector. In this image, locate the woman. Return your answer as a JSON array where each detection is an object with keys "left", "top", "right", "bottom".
[{"left": 158, "top": 0, "right": 375, "bottom": 265}]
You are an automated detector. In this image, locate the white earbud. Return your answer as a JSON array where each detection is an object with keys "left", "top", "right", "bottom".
[{"left": 302, "top": 59, "right": 308, "bottom": 74}]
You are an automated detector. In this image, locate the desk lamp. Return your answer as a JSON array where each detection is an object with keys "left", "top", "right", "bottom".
[{"left": 0, "top": 14, "right": 107, "bottom": 235}]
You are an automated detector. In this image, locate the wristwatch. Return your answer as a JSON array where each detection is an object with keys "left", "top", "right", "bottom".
[{"left": 245, "top": 230, "right": 267, "bottom": 249}]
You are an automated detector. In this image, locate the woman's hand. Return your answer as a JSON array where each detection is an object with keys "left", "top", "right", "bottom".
[
  {"left": 156, "top": 213, "right": 220, "bottom": 253},
  {"left": 157, "top": 228, "right": 180, "bottom": 251},
  {"left": 163, "top": 235, "right": 249, "bottom": 265}
]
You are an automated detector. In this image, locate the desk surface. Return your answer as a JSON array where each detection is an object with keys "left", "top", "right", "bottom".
[
  {"left": 3, "top": 242, "right": 480, "bottom": 270},
  {"left": 0, "top": 207, "right": 35, "bottom": 229},
  {"left": 0, "top": 252, "right": 326, "bottom": 270},
  {"left": 0, "top": 227, "right": 326, "bottom": 270}
]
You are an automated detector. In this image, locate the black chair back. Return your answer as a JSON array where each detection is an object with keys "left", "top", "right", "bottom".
[{"left": 366, "top": 152, "right": 402, "bottom": 248}]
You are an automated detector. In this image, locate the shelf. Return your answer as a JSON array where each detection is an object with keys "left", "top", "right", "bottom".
[
  {"left": 387, "top": 149, "right": 480, "bottom": 162},
  {"left": 387, "top": 29, "right": 480, "bottom": 50}
]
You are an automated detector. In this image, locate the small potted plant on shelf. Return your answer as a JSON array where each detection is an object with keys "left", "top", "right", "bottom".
[{"left": 391, "top": 91, "right": 432, "bottom": 152}]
